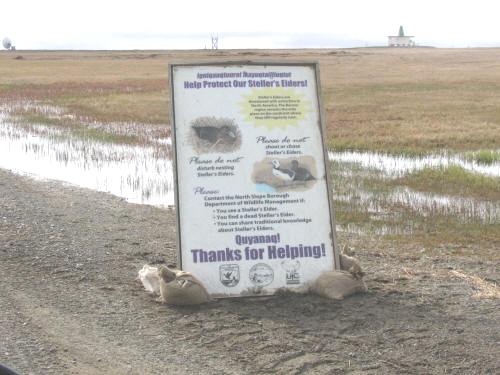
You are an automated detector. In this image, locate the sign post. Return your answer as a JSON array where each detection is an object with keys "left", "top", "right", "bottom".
[{"left": 170, "top": 62, "right": 339, "bottom": 297}]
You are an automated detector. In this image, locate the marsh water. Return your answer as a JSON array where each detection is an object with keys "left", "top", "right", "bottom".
[
  {"left": 328, "top": 150, "right": 500, "bottom": 178},
  {"left": 0, "top": 110, "right": 174, "bottom": 208},
  {"left": 0, "top": 106, "right": 498, "bottom": 235}
]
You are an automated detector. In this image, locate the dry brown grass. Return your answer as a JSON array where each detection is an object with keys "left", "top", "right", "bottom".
[
  {"left": 324, "top": 48, "right": 500, "bottom": 153},
  {"left": 59, "top": 91, "right": 169, "bottom": 124},
  {"left": 450, "top": 270, "right": 500, "bottom": 299},
  {"left": 1, "top": 48, "right": 500, "bottom": 152}
]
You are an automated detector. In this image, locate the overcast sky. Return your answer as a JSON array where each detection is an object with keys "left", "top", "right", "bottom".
[{"left": 2, "top": 0, "right": 500, "bottom": 50}]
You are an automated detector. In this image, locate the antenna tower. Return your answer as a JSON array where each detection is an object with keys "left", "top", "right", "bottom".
[{"left": 211, "top": 35, "right": 219, "bottom": 50}]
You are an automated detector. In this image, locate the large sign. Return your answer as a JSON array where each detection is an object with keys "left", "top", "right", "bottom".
[{"left": 170, "top": 62, "right": 339, "bottom": 297}]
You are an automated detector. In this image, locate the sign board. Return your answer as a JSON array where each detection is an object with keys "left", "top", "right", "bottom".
[{"left": 170, "top": 62, "right": 339, "bottom": 297}]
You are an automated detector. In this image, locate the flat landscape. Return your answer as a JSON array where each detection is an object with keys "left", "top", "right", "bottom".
[{"left": 0, "top": 48, "right": 499, "bottom": 374}]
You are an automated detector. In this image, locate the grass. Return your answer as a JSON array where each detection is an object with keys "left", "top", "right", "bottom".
[
  {"left": 326, "top": 81, "right": 500, "bottom": 154},
  {"left": 394, "top": 165, "right": 500, "bottom": 201},
  {"left": 11, "top": 113, "right": 142, "bottom": 145},
  {"left": 70, "top": 127, "right": 141, "bottom": 145},
  {"left": 13, "top": 113, "right": 61, "bottom": 126},
  {"left": 464, "top": 150, "right": 500, "bottom": 165},
  {"left": 386, "top": 220, "right": 499, "bottom": 261},
  {"left": 1, "top": 48, "right": 500, "bottom": 152},
  {"left": 58, "top": 91, "right": 169, "bottom": 124},
  {"left": 323, "top": 49, "right": 500, "bottom": 154}
]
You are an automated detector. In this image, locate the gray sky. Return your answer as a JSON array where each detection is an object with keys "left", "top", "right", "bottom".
[{"left": 2, "top": 0, "right": 500, "bottom": 49}]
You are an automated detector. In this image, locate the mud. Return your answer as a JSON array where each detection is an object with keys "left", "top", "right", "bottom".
[{"left": 0, "top": 169, "right": 498, "bottom": 374}]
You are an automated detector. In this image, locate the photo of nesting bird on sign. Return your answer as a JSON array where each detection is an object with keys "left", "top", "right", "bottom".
[
  {"left": 251, "top": 156, "right": 319, "bottom": 191},
  {"left": 190, "top": 116, "right": 241, "bottom": 154}
]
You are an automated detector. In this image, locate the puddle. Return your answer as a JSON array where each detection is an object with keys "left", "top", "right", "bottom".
[
  {"left": 328, "top": 150, "right": 500, "bottom": 177},
  {"left": 0, "top": 114, "right": 174, "bottom": 207}
]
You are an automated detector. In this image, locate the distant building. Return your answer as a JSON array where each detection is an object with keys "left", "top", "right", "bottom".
[{"left": 388, "top": 26, "right": 415, "bottom": 47}]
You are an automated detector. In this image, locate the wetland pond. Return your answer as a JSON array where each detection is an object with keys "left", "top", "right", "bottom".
[
  {"left": 1, "top": 105, "right": 498, "bottom": 235},
  {"left": 0, "top": 107, "right": 174, "bottom": 208}
]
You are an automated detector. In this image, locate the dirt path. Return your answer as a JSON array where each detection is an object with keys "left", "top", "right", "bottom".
[{"left": 0, "top": 169, "right": 498, "bottom": 375}]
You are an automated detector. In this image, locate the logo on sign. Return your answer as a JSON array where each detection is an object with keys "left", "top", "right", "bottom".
[
  {"left": 220, "top": 264, "right": 240, "bottom": 287},
  {"left": 249, "top": 263, "right": 274, "bottom": 287},
  {"left": 281, "top": 259, "right": 301, "bottom": 285}
]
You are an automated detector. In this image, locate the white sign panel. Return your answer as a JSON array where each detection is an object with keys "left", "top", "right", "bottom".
[{"left": 170, "top": 62, "right": 338, "bottom": 297}]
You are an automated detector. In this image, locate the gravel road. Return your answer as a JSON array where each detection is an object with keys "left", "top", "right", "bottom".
[{"left": 0, "top": 169, "right": 498, "bottom": 375}]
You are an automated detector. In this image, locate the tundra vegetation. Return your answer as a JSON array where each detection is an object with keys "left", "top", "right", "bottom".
[{"left": 0, "top": 48, "right": 498, "bottom": 257}]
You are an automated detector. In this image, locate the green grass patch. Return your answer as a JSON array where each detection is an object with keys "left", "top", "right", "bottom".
[
  {"left": 0, "top": 83, "right": 16, "bottom": 94},
  {"left": 327, "top": 140, "right": 430, "bottom": 157},
  {"left": 333, "top": 201, "right": 372, "bottom": 225},
  {"left": 395, "top": 165, "right": 500, "bottom": 200},
  {"left": 14, "top": 113, "right": 62, "bottom": 126},
  {"left": 71, "top": 127, "right": 141, "bottom": 145},
  {"left": 464, "top": 150, "right": 500, "bottom": 165},
  {"left": 13, "top": 113, "right": 141, "bottom": 145}
]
